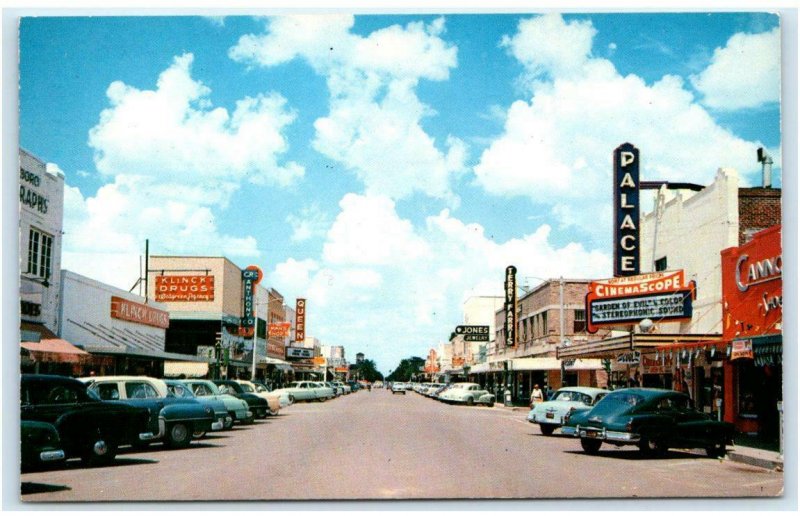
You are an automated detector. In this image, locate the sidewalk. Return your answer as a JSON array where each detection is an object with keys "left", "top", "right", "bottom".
[{"left": 496, "top": 402, "right": 784, "bottom": 471}]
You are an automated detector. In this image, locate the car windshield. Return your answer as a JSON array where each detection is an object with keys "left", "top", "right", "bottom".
[
  {"left": 596, "top": 391, "right": 644, "bottom": 408},
  {"left": 189, "top": 382, "right": 218, "bottom": 396},
  {"left": 253, "top": 384, "right": 268, "bottom": 392},
  {"left": 238, "top": 383, "right": 255, "bottom": 393},
  {"left": 167, "top": 384, "right": 195, "bottom": 398}
]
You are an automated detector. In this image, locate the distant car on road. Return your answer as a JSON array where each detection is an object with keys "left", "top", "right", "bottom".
[
  {"left": 181, "top": 379, "right": 253, "bottom": 426},
  {"left": 437, "top": 383, "right": 495, "bottom": 407},
  {"left": 271, "top": 381, "right": 333, "bottom": 402},
  {"left": 232, "top": 380, "right": 282, "bottom": 415},
  {"left": 527, "top": 387, "right": 609, "bottom": 436},
  {"left": 213, "top": 380, "right": 271, "bottom": 419},
  {"left": 563, "top": 388, "right": 735, "bottom": 457},
  {"left": 391, "top": 382, "right": 407, "bottom": 394}
]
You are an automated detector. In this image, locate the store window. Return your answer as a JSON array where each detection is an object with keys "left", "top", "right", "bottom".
[{"left": 27, "top": 227, "right": 53, "bottom": 280}]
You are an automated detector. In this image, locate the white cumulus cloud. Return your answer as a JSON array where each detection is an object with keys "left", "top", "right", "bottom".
[
  {"left": 690, "top": 27, "right": 780, "bottom": 110},
  {"left": 62, "top": 53, "right": 301, "bottom": 289},
  {"left": 230, "top": 15, "right": 466, "bottom": 204},
  {"left": 475, "top": 14, "right": 774, "bottom": 248},
  {"left": 269, "top": 192, "right": 611, "bottom": 372}
]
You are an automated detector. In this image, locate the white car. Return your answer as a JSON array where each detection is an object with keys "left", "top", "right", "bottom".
[
  {"left": 438, "top": 383, "right": 496, "bottom": 406},
  {"left": 233, "top": 380, "right": 284, "bottom": 414},
  {"left": 272, "top": 381, "right": 334, "bottom": 402},
  {"left": 391, "top": 382, "right": 407, "bottom": 394},
  {"left": 333, "top": 381, "right": 352, "bottom": 394}
]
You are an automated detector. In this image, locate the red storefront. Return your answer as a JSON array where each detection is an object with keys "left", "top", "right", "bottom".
[{"left": 720, "top": 225, "right": 782, "bottom": 442}]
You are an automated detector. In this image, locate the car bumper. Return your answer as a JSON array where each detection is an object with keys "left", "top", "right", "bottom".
[
  {"left": 211, "top": 419, "right": 225, "bottom": 431},
  {"left": 39, "top": 449, "right": 66, "bottom": 462},
  {"left": 575, "top": 425, "right": 640, "bottom": 443},
  {"left": 530, "top": 413, "right": 564, "bottom": 425}
]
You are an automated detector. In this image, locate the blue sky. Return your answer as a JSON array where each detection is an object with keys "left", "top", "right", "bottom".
[{"left": 19, "top": 12, "right": 782, "bottom": 374}]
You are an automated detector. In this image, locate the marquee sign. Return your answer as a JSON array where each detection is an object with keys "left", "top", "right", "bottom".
[
  {"left": 286, "top": 346, "right": 313, "bottom": 359},
  {"left": 613, "top": 143, "right": 641, "bottom": 277},
  {"left": 721, "top": 225, "right": 782, "bottom": 340},
  {"left": 586, "top": 270, "right": 693, "bottom": 333}
]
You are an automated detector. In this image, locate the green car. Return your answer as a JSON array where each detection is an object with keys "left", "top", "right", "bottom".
[{"left": 562, "top": 388, "right": 735, "bottom": 457}]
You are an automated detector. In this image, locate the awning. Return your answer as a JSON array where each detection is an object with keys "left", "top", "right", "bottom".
[
  {"left": 20, "top": 322, "right": 59, "bottom": 341},
  {"left": 261, "top": 356, "right": 291, "bottom": 366},
  {"left": 163, "top": 360, "right": 210, "bottom": 378},
  {"left": 557, "top": 334, "right": 723, "bottom": 360},
  {"left": 21, "top": 339, "right": 90, "bottom": 364},
  {"left": 469, "top": 362, "right": 490, "bottom": 374}
]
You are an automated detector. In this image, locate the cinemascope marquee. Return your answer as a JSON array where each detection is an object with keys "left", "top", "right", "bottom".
[{"left": 585, "top": 270, "right": 695, "bottom": 333}]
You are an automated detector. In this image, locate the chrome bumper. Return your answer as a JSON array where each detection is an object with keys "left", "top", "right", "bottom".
[
  {"left": 39, "top": 449, "right": 65, "bottom": 462},
  {"left": 211, "top": 420, "right": 224, "bottom": 431},
  {"left": 576, "top": 425, "right": 640, "bottom": 443},
  {"left": 140, "top": 417, "right": 167, "bottom": 441}
]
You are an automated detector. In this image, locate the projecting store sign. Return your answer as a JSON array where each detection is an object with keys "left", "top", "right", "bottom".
[
  {"left": 295, "top": 298, "right": 306, "bottom": 343},
  {"left": 613, "top": 143, "right": 640, "bottom": 277},
  {"left": 455, "top": 325, "right": 490, "bottom": 341},
  {"left": 586, "top": 270, "right": 694, "bottom": 333},
  {"left": 504, "top": 265, "right": 517, "bottom": 347}
]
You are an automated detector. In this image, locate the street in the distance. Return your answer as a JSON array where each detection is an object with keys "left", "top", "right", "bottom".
[{"left": 20, "top": 388, "right": 783, "bottom": 502}]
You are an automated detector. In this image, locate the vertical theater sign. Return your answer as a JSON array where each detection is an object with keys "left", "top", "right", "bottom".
[{"left": 613, "top": 143, "right": 640, "bottom": 277}]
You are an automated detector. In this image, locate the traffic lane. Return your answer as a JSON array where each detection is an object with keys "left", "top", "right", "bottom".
[{"left": 19, "top": 391, "right": 783, "bottom": 501}]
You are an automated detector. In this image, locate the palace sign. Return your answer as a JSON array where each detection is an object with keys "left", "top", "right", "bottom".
[
  {"left": 586, "top": 270, "right": 693, "bottom": 333},
  {"left": 613, "top": 143, "right": 641, "bottom": 277}
]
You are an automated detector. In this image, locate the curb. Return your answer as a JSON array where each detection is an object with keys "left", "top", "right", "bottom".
[{"left": 726, "top": 451, "right": 783, "bottom": 471}]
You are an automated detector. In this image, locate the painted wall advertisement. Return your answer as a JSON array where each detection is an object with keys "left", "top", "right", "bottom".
[{"left": 110, "top": 296, "right": 169, "bottom": 329}]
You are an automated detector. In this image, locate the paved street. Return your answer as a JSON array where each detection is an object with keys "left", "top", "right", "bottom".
[{"left": 20, "top": 389, "right": 783, "bottom": 502}]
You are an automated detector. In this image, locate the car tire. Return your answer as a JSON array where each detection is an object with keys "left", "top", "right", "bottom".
[
  {"left": 224, "top": 415, "right": 235, "bottom": 430},
  {"left": 540, "top": 424, "right": 556, "bottom": 436},
  {"left": 165, "top": 422, "right": 192, "bottom": 448},
  {"left": 288, "top": 395, "right": 295, "bottom": 404},
  {"left": 81, "top": 434, "right": 118, "bottom": 467},
  {"left": 705, "top": 443, "right": 727, "bottom": 458},
  {"left": 192, "top": 430, "right": 207, "bottom": 439},
  {"left": 466, "top": 397, "right": 474, "bottom": 406},
  {"left": 639, "top": 435, "right": 667, "bottom": 456},
  {"left": 580, "top": 438, "right": 602, "bottom": 454},
  {"left": 486, "top": 401, "right": 495, "bottom": 407},
  {"left": 256, "top": 408, "right": 268, "bottom": 418},
  {"left": 268, "top": 407, "right": 279, "bottom": 416}
]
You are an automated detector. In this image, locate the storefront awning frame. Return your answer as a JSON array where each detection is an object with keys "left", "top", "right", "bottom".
[{"left": 557, "top": 333, "right": 723, "bottom": 360}]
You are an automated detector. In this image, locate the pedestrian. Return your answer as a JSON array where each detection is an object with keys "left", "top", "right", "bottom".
[{"left": 530, "top": 384, "right": 544, "bottom": 407}]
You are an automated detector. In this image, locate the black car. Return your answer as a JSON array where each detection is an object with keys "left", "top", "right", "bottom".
[
  {"left": 213, "top": 380, "right": 270, "bottom": 419},
  {"left": 21, "top": 374, "right": 152, "bottom": 466},
  {"left": 563, "top": 388, "right": 735, "bottom": 457},
  {"left": 21, "top": 420, "right": 66, "bottom": 472}
]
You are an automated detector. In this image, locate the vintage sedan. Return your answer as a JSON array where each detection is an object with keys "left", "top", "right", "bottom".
[
  {"left": 527, "top": 387, "right": 609, "bottom": 435},
  {"left": 272, "top": 381, "right": 333, "bottom": 402},
  {"left": 164, "top": 380, "right": 231, "bottom": 436},
  {"left": 252, "top": 381, "right": 293, "bottom": 407},
  {"left": 333, "top": 381, "right": 351, "bottom": 394},
  {"left": 563, "top": 388, "right": 735, "bottom": 457},
  {"left": 390, "top": 382, "right": 407, "bottom": 394},
  {"left": 182, "top": 379, "right": 253, "bottom": 426},
  {"left": 21, "top": 420, "right": 66, "bottom": 472},
  {"left": 80, "top": 376, "right": 219, "bottom": 448},
  {"left": 438, "top": 383, "right": 495, "bottom": 407},
  {"left": 21, "top": 374, "right": 152, "bottom": 466},
  {"left": 213, "top": 380, "right": 271, "bottom": 418},
  {"left": 232, "top": 380, "right": 282, "bottom": 415}
]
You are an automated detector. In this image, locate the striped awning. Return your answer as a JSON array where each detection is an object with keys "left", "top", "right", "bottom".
[{"left": 163, "top": 361, "right": 210, "bottom": 378}]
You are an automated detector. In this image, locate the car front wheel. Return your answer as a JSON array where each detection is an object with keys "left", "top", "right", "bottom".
[
  {"left": 81, "top": 435, "right": 118, "bottom": 467},
  {"left": 638, "top": 435, "right": 668, "bottom": 456},
  {"left": 466, "top": 397, "right": 474, "bottom": 406},
  {"left": 540, "top": 424, "right": 556, "bottom": 436},
  {"left": 165, "top": 422, "right": 192, "bottom": 448},
  {"left": 580, "top": 438, "right": 602, "bottom": 454}
]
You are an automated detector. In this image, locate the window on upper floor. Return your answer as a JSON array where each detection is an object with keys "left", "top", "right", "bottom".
[
  {"left": 26, "top": 227, "right": 53, "bottom": 281},
  {"left": 655, "top": 256, "right": 668, "bottom": 272},
  {"left": 574, "top": 309, "right": 586, "bottom": 333}
]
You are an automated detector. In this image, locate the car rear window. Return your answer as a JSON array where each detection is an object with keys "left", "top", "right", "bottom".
[{"left": 596, "top": 391, "right": 644, "bottom": 408}]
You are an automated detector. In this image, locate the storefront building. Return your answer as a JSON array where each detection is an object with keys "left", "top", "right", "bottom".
[
  {"left": 57, "top": 270, "right": 195, "bottom": 376},
  {"left": 19, "top": 149, "right": 64, "bottom": 343},
  {"left": 720, "top": 225, "right": 782, "bottom": 445},
  {"left": 147, "top": 256, "right": 292, "bottom": 381}
]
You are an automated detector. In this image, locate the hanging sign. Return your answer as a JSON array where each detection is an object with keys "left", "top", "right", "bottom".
[
  {"left": 504, "top": 266, "right": 517, "bottom": 347},
  {"left": 613, "top": 143, "right": 640, "bottom": 277},
  {"left": 731, "top": 339, "right": 754, "bottom": 361},
  {"left": 295, "top": 298, "right": 307, "bottom": 343},
  {"left": 268, "top": 322, "right": 291, "bottom": 337}
]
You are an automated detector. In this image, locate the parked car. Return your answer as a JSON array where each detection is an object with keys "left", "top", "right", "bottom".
[
  {"left": 431, "top": 384, "right": 452, "bottom": 399},
  {"left": 391, "top": 382, "right": 407, "bottom": 394},
  {"left": 21, "top": 374, "right": 152, "bottom": 466},
  {"left": 272, "top": 381, "right": 334, "bottom": 402},
  {"left": 80, "top": 375, "right": 219, "bottom": 448},
  {"left": 252, "top": 380, "right": 293, "bottom": 408},
  {"left": 182, "top": 379, "right": 253, "bottom": 426},
  {"left": 527, "top": 387, "right": 609, "bottom": 435},
  {"left": 426, "top": 383, "right": 447, "bottom": 397},
  {"left": 164, "top": 380, "right": 231, "bottom": 436},
  {"left": 21, "top": 420, "right": 66, "bottom": 472},
  {"left": 346, "top": 381, "right": 361, "bottom": 392},
  {"left": 332, "top": 381, "right": 351, "bottom": 394},
  {"left": 438, "top": 383, "right": 495, "bottom": 406},
  {"left": 325, "top": 381, "right": 343, "bottom": 397},
  {"left": 213, "top": 380, "right": 271, "bottom": 419},
  {"left": 562, "top": 388, "right": 735, "bottom": 457},
  {"left": 232, "top": 380, "right": 282, "bottom": 415}
]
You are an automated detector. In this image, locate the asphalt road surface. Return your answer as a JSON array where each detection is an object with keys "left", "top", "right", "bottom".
[{"left": 20, "top": 388, "right": 783, "bottom": 502}]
